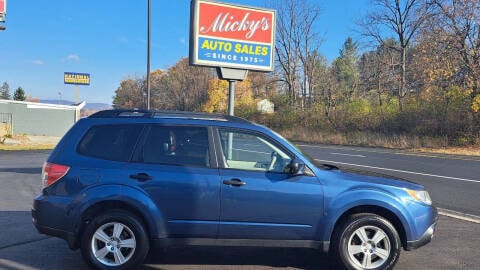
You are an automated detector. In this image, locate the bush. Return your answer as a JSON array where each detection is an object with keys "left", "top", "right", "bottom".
[{"left": 245, "top": 91, "right": 479, "bottom": 148}]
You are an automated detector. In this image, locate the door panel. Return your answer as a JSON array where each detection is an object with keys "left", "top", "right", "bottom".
[
  {"left": 127, "top": 125, "right": 221, "bottom": 238},
  {"left": 219, "top": 169, "right": 323, "bottom": 240},
  {"left": 216, "top": 129, "right": 324, "bottom": 240},
  {"left": 127, "top": 164, "right": 220, "bottom": 238}
]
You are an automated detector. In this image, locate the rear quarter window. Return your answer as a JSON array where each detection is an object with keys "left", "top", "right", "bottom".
[
  {"left": 77, "top": 124, "right": 143, "bottom": 162},
  {"left": 138, "top": 125, "right": 210, "bottom": 167}
]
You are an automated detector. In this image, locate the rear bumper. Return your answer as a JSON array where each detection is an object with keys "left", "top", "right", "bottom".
[
  {"left": 32, "top": 208, "right": 79, "bottom": 249},
  {"left": 32, "top": 195, "right": 80, "bottom": 250},
  {"left": 406, "top": 222, "right": 436, "bottom": 250}
]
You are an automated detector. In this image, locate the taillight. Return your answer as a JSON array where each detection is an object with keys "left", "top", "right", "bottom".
[{"left": 42, "top": 162, "right": 70, "bottom": 188}]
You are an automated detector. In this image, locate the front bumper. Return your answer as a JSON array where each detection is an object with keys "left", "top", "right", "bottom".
[{"left": 406, "top": 222, "right": 437, "bottom": 250}]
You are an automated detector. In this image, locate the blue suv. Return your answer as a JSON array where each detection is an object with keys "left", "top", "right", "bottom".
[{"left": 32, "top": 110, "right": 437, "bottom": 270}]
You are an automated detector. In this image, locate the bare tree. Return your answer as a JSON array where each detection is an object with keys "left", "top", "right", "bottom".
[
  {"left": 273, "top": 0, "right": 321, "bottom": 109},
  {"left": 359, "top": 39, "right": 400, "bottom": 106},
  {"left": 248, "top": 71, "right": 281, "bottom": 99},
  {"left": 361, "top": 0, "right": 434, "bottom": 111},
  {"left": 431, "top": 0, "right": 480, "bottom": 95}
]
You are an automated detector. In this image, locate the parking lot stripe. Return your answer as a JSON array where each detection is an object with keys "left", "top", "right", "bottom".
[
  {"left": 314, "top": 159, "right": 480, "bottom": 184},
  {"left": 438, "top": 208, "right": 480, "bottom": 224},
  {"left": 330, "top": 153, "right": 366, "bottom": 158},
  {"left": 299, "top": 144, "right": 480, "bottom": 162}
]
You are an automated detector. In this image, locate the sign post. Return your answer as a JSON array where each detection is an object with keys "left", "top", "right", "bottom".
[
  {"left": 190, "top": 0, "right": 276, "bottom": 116},
  {"left": 64, "top": 72, "right": 91, "bottom": 103},
  {"left": 218, "top": 67, "right": 248, "bottom": 115}
]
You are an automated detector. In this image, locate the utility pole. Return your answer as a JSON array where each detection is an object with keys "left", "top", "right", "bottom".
[{"left": 146, "top": 0, "right": 151, "bottom": 110}]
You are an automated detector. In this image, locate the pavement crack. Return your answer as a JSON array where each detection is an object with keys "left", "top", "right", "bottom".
[{"left": 0, "top": 236, "right": 51, "bottom": 250}]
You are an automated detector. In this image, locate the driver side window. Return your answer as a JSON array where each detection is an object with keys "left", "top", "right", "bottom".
[{"left": 218, "top": 129, "right": 292, "bottom": 173}]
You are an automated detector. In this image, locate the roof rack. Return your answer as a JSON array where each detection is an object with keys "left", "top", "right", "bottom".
[
  {"left": 89, "top": 109, "right": 152, "bottom": 118},
  {"left": 88, "top": 109, "right": 250, "bottom": 124}
]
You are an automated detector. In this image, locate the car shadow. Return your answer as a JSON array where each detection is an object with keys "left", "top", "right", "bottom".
[{"left": 143, "top": 246, "right": 340, "bottom": 270}]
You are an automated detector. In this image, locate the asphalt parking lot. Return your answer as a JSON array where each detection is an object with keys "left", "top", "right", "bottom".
[{"left": 1, "top": 150, "right": 479, "bottom": 269}]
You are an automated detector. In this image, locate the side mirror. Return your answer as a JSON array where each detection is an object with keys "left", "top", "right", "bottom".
[{"left": 286, "top": 158, "right": 305, "bottom": 175}]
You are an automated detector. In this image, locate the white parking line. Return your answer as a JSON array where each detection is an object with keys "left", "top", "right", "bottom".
[
  {"left": 298, "top": 144, "right": 480, "bottom": 162},
  {"left": 234, "top": 148, "right": 270, "bottom": 155},
  {"left": 0, "top": 259, "right": 37, "bottom": 270},
  {"left": 330, "top": 153, "right": 366, "bottom": 158},
  {"left": 438, "top": 208, "right": 480, "bottom": 224},
  {"left": 314, "top": 159, "right": 480, "bottom": 184}
]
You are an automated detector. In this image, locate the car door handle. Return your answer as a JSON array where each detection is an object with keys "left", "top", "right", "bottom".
[
  {"left": 223, "top": 179, "right": 246, "bottom": 187},
  {"left": 129, "top": 173, "right": 153, "bottom": 181}
]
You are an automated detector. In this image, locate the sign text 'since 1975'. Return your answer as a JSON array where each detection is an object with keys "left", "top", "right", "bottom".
[{"left": 190, "top": 0, "right": 276, "bottom": 72}]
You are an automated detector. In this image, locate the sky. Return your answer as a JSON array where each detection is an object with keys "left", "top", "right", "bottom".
[{"left": 0, "top": 0, "right": 369, "bottom": 105}]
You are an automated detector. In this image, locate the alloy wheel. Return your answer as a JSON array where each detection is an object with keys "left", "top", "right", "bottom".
[
  {"left": 90, "top": 222, "right": 137, "bottom": 267},
  {"left": 346, "top": 225, "right": 391, "bottom": 269}
]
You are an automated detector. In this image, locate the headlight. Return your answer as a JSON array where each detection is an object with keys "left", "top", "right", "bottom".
[{"left": 405, "top": 189, "right": 432, "bottom": 205}]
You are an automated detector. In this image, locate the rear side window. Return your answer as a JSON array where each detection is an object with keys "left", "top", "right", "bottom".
[
  {"left": 138, "top": 126, "right": 210, "bottom": 167},
  {"left": 77, "top": 125, "right": 143, "bottom": 162}
]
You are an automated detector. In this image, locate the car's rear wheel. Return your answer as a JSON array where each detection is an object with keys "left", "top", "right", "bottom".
[
  {"left": 334, "top": 214, "right": 401, "bottom": 270},
  {"left": 81, "top": 210, "right": 149, "bottom": 270}
]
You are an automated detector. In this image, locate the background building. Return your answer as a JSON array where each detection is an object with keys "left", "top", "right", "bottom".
[{"left": 0, "top": 100, "right": 85, "bottom": 137}]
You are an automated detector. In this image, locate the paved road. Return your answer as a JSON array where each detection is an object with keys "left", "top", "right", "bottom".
[
  {"left": 0, "top": 150, "right": 479, "bottom": 269},
  {"left": 298, "top": 144, "right": 480, "bottom": 217}
]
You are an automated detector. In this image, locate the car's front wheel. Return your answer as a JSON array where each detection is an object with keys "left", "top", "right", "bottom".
[
  {"left": 334, "top": 213, "right": 401, "bottom": 270},
  {"left": 81, "top": 210, "right": 149, "bottom": 270}
]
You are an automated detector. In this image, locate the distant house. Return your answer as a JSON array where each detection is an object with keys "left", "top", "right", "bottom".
[
  {"left": 257, "top": 99, "right": 275, "bottom": 114},
  {"left": 0, "top": 100, "right": 85, "bottom": 137}
]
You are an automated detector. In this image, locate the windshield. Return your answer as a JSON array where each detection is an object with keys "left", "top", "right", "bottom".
[{"left": 268, "top": 128, "right": 317, "bottom": 164}]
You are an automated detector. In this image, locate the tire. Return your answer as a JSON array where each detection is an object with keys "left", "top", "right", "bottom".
[
  {"left": 333, "top": 214, "right": 401, "bottom": 270},
  {"left": 81, "top": 210, "right": 149, "bottom": 270}
]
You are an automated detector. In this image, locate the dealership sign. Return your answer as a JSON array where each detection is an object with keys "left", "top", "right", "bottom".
[
  {"left": 64, "top": 72, "right": 90, "bottom": 85},
  {"left": 190, "top": 0, "right": 276, "bottom": 72},
  {"left": 0, "top": 0, "right": 6, "bottom": 22}
]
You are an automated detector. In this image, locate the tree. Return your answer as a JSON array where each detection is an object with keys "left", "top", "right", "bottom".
[
  {"left": 273, "top": 0, "right": 321, "bottom": 108},
  {"left": 431, "top": 0, "right": 480, "bottom": 102},
  {"left": 305, "top": 50, "right": 329, "bottom": 104},
  {"left": 0, "top": 82, "right": 10, "bottom": 100},
  {"left": 247, "top": 71, "right": 280, "bottom": 99},
  {"left": 360, "top": 0, "right": 434, "bottom": 111},
  {"left": 112, "top": 77, "right": 144, "bottom": 109},
  {"left": 412, "top": 26, "right": 460, "bottom": 92},
  {"left": 332, "top": 37, "right": 360, "bottom": 102},
  {"left": 112, "top": 58, "right": 213, "bottom": 111},
  {"left": 13, "top": 87, "right": 26, "bottom": 101},
  {"left": 153, "top": 58, "right": 212, "bottom": 111},
  {"left": 359, "top": 39, "right": 400, "bottom": 106},
  {"left": 203, "top": 78, "right": 255, "bottom": 114},
  {"left": 311, "top": 54, "right": 340, "bottom": 128}
]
